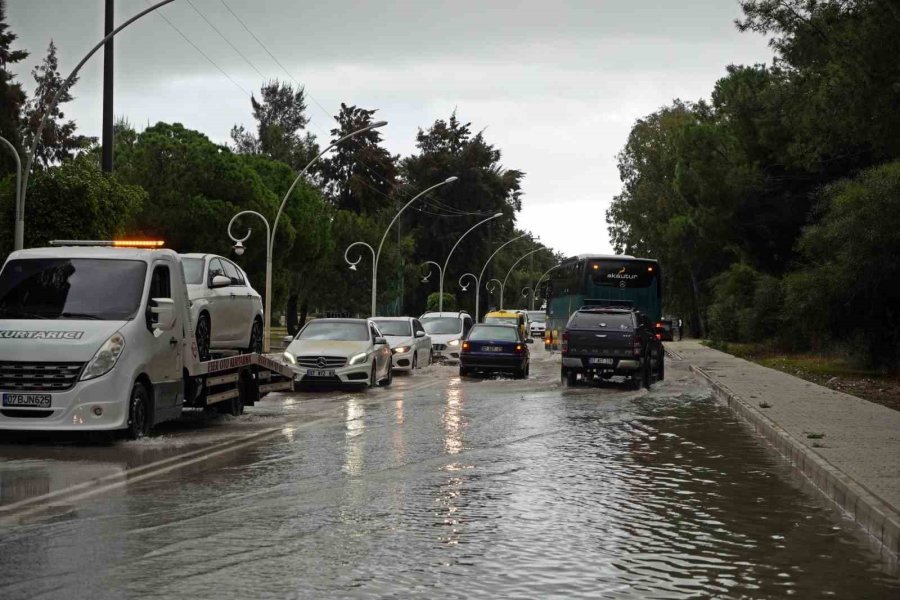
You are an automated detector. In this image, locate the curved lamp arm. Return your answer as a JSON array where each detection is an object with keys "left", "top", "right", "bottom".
[
  {"left": 419, "top": 260, "right": 442, "bottom": 283},
  {"left": 344, "top": 241, "right": 375, "bottom": 271},
  {"left": 486, "top": 278, "right": 503, "bottom": 294},
  {"left": 227, "top": 210, "right": 270, "bottom": 245},
  {"left": 458, "top": 272, "right": 478, "bottom": 292}
]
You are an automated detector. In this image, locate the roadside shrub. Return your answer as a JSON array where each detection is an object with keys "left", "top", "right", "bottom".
[{"left": 426, "top": 292, "right": 456, "bottom": 312}]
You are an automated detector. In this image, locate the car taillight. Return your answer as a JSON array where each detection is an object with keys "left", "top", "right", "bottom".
[
  {"left": 515, "top": 344, "right": 523, "bottom": 353},
  {"left": 561, "top": 331, "right": 569, "bottom": 353},
  {"left": 655, "top": 333, "right": 662, "bottom": 341},
  {"left": 462, "top": 341, "right": 470, "bottom": 351},
  {"left": 633, "top": 336, "right": 642, "bottom": 356}
]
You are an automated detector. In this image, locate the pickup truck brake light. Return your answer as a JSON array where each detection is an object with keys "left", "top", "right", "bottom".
[
  {"left": 633, "top": 336, "right": 642, "bottom": 357},
  {"left": 561, "top": 331, "right": 569, "bottom": 354}
]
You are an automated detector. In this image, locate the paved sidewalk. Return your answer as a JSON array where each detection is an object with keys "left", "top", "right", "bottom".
[{"left": 670, "top": 340, "right": 900, "bottom": 558}]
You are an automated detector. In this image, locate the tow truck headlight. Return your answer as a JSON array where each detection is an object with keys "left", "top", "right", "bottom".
[
  {"left": 392, "top": 346, "right": 410, "bottom": 355},
  {"left": 80, "top": 332, "right": 125, "bottom": 381},
  {"left": 447, "top": 339, "right": 460, "bottom": 347},
  {"left": 349, "top": 352, "right": 368, "bottom": 366},
  {"left": 283, "top": 351, "right": 296, "bottom": 365}
]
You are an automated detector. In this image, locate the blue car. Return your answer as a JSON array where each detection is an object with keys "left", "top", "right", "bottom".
[{"left": 459, "top": 323, "right": 532, "bottom": 379}]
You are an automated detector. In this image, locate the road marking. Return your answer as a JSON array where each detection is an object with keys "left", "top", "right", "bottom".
[{"left": 0, "top": 419, "right": 323, "bottom": 523}]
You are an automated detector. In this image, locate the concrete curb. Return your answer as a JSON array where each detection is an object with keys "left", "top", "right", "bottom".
[{"left": 690, "top": 363, "right": 900, "bottom": 560}]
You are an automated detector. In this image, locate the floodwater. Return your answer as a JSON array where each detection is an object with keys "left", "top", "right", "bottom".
[{"left": 0, "top": 349, "right": 897, "bottom": 599}]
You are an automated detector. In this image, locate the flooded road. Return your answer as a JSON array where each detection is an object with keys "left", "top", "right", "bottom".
[{"left": 1, "top": 347, "right": 898, "bottom": 599}]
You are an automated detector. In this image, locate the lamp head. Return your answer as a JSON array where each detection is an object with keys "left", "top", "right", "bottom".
[
  {"left": 493, "top": 212, "right": 503, "bottom": 218},
  {"left": 371, "top": 120, "right": 388, "bottom": 128},
  {"left": 349, "top": 264, "right": 357, "bottom": 272},
  {"left": 461, "top": 285, "right": 469, "bottom": 292},
  {"left": 232, "top": 240, "right": 245, "bottom": 256},
  {"left": 445, "top": 176, "right": 458, "bottom": 184}
]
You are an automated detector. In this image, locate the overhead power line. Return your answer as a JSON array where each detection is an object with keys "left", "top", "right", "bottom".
[
  {"left": 185, "top": 0, "right": 267, "bottom": 81},
  {"left": 148, "top": 0, "right": 249, "bottom": 96}
]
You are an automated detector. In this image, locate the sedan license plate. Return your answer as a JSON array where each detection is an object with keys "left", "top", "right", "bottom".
[
  {"left": 589, "top": 357, "right": 614, "bottom": 366},
  {"left": 2, "top": 393, "right": 52, "bottom": 408},
  {"left": 306, "top": 369, "right": 335, "bottom": 377},
  {"left": 482, "top": 346, "right": 503, "bottom": 352}
]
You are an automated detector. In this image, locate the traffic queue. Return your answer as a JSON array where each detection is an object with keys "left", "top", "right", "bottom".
[{"left": 0, "top": 241, "right": 669, "bottom": 439}]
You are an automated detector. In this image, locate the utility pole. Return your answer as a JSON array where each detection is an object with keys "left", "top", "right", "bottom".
[{"left": 101, "top": 0, "right": 114, "bottom": 172}]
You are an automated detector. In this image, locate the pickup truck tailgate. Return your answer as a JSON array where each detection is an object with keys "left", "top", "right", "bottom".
[{"left": 566, "top": 329, "right": 636, "bottom": 357}]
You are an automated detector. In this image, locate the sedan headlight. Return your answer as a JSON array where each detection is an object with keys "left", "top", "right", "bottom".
[
  {"left": 349, "top": 352, "right": 368, "bottom": 366},
  {"left": 283, "top": 351, "right": 296, "bottom": 365},
  {"left": 392, "top": 346, "right": 410, "bottom": 354},
  {"left": 447, "top": 339, "right": 461, "bottom": 347},
  {"left": 80, "top": 332, "right": 125, "bottom": 381}
]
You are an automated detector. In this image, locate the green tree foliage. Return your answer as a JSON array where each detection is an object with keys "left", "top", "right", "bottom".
[
  {"left": 320, "top": 103, "right": 398, "bottom": 214},
  {"left": 22, "top": 41, "right": 95, "bottom": 167},
  {"left": 786, "top": 162, "right": 900, "bottom": 366},
  {"left": 426, "top": 292, "right": 456, "bottom": 312},
  {"left": 230, "top": 80, "right": 318, "bottom": 170},
  {"left": 0, "top": 155, "right": 145, "bottom": 256},
  {"left": 0, "top": 0, "right": 27, "bottom": 176},
  {"left": 401, "top": 113, "right": 524, "bottom": 315},
  {"left": 608, "top": 0, "right": 900, "bottom": 362},
  {"left": 112, "top": 122, "right": 329, "bottom": 319}
]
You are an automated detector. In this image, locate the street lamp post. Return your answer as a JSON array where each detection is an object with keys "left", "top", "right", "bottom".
[
  {"left": 435, "top": 212, "right": 503, "bottom": 312},
  {"left": 227, "top": 210, "right": 271, "bottom": 352},
  {"left": 474, "top": 233, "right": 530, "bottom": 322},
  {"left": 0, "top": 135, "right": 22, "bottom": 250},
  {"left": 344, "top": 176, "right": 457, "bottom": 316},
  {"left": 485, "top": 278, "right": 503, "bottom": 310},
  {"left": 19, "top": 0, "right": 177, "bottom": 245},
  {"left": 532, "top": 264, "right": 562, "bottom": 310},
  {"left": 344, "top": 242, "right": 376, "bottom": 316},
  {"left": 500, "top": 247, "right": 551, "bottom": 309}
]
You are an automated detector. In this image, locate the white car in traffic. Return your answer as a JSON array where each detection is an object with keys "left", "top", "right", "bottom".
[
  {"left": 180, "top": 253, "right": 264, "bottom": 359},
  {"left": 420, "top": 311, "right": 473, "bottom": 362},
  {"left": 372, "top": 317, "right": 432, "bottom": 371},
  {"left": 283, "top": 319, "right": 393, "bottom": 388}
]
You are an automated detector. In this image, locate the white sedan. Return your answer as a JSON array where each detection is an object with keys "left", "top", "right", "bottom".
[
  {"left": 283, "top": 319, "right": 393, "bottom": 388},
  {"left": 180, "top": 253, "right": 264, "bottom": 359},
  {"left": 372, "top": 317, "right": 432, "bottom": 371}
]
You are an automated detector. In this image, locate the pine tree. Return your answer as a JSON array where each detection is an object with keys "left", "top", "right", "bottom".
[
  {"left": 0, "top": 0, "right": 27, "bottom": 175},
  {"left": 22, "top": 40, "right": 94, "bottom": 167}
]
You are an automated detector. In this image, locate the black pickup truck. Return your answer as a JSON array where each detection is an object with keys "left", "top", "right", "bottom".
[{"left": 560, "top": 307, "right": 664, "bottom": 388}]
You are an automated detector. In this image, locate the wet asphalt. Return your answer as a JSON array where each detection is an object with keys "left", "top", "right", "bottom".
[{"left": 0, "top": 346, "right": 898, "bottom": 599}]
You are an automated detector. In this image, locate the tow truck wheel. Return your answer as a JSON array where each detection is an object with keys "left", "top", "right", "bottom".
[
  {"left": 196, "top": 313, "right": 211, "bottom": 361},
  {"left": 126, "top": 382, "right": 150, "bottom": 440}
]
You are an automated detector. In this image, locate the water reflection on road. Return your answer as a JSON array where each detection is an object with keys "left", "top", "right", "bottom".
[{"left": 0, "top": 350, "right": 898, "bottom": 599}]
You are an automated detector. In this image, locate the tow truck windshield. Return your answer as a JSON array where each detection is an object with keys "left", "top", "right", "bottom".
[{"left": 0, "top": 258, "right": 148, "bottom": 321}]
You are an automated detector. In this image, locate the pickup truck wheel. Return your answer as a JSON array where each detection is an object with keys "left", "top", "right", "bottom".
[
  {"left": 642, "top": 356, "right": 652, "bottom": 390},
  {"left": 126, "top": 382, "right": 150, "bottom": 440},
  {"left": 459, "top": 366, "right": 469, "bottom": 377},
  {"left": 563, "top": 368, "right": 577, "bottom": 387},
  {"left": 196, "top": 314, "right": 211, "bottom": 361}
]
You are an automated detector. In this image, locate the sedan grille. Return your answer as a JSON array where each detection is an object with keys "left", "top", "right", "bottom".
[
  {"left": 432, "top": 343, "right": 447, "bottom": 351},
  {"left": 296, "top": 356, "right": 347, "bottom": 369},
  {"left": 0, "top": 362, "right": 84, "bottom": 392}
]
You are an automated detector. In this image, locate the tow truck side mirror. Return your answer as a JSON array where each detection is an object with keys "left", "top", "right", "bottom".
[{"left": 150, "top": 298, "right": 176, "bottom": 332}]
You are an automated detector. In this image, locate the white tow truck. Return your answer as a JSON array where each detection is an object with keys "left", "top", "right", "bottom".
[{"left": 0, "top": 241, "right": 296, "bottom": 438}]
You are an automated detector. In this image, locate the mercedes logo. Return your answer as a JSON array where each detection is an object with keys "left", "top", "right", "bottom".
[{"left": 316, "top": 357, "right": 327, "bottom": 368}]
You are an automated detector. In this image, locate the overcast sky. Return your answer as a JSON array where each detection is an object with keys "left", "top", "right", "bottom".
[{"left": 8, "top": 0, "right": 773, "bottom": 256}]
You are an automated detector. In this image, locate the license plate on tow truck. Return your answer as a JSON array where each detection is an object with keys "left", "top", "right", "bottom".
[
  {"left": 589, "top": 357, "right": 614, "bottom": 366},
  {"left": 2, "top": 393, "right": 52, "bottom": 408}
]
